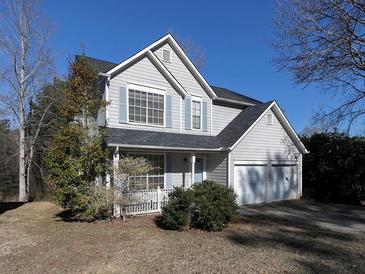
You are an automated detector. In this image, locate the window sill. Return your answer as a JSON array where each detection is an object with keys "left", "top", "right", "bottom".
[{"left": 127, "top": 122, "right": 166, "bottom": 128}]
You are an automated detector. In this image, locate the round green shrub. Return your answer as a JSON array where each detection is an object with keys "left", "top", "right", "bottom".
[
  {"left": 160, "top": 187, "right": 193, "bottom": 230},
  {"left": 191, "top": 180, "right": 239, "bottom": 231}
]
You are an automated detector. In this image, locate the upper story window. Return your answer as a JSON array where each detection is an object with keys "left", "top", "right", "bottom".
[
  {"left": 128, "top": 86, "right": 164, "bottom": 126},
  {"left": 266, "top": 112, "right": 273, "bottom": 125},
  {"left": 192, "top": 99, "right": 201, "bottom": 129},
  {"left": 162, "top": 48, "right": 172, "bottom": 62}
]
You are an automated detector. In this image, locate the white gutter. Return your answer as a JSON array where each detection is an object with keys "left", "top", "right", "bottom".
[
  {"left": 98, "top": 72, "right": 111, "bottom": 77},
  {"left": 214, "top": 97, "right": 256, "bottom": 107},
  {"left": 107, "top": 143, "right": 223, "bottom": 152}
]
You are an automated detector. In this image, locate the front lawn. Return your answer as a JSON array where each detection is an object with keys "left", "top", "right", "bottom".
[{"left": 0, "top": 202, "right": 364, "bottom": 273}]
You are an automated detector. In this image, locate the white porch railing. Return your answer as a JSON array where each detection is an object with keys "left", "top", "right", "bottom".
[{"left": 114, "top": 186, "right": 173, "bottom": 216}]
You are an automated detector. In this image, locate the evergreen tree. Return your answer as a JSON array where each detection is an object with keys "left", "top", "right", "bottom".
[{"left": 45, "top": 55, "right": 109, "bottom": 211}]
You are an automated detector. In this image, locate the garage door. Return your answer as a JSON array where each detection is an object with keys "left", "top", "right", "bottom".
[
  {"left": 271, "top": 165, "right": 297, "bottom": 202},
  {"left": 234, "top": 164, "right": 267, "bottom": 205}
]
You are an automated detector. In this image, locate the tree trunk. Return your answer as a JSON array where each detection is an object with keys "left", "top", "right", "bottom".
[
  {"left": 19, "top": 23, "right": 27, "bottom": 202},
  {"left": 19, "top": 124, "right": 27, "bottom": 201}
]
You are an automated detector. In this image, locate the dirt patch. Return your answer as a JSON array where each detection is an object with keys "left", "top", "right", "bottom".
[{"left": 0, "top": 202, "right": 364, "bottom": 273}]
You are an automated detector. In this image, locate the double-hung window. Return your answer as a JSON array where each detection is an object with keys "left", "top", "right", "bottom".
[
  {"left": 192, "top": 99, "right": 201, "bottom": 129},
  {"left": 128, "top": 154, "right": 165, "bottom": 190},
  {"left": 128, "top": 85, "right": 164, "bottom": 126}
]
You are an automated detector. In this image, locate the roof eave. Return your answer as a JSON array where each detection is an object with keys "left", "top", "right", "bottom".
[
  {"left": 106, "top": 143, "right": 224, "bottom": 152},
  {"left": 214, "top": 97, "right": 256, "bottom": 107}
]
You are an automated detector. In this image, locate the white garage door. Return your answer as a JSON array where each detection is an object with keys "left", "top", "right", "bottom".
[
  {"left": 271, "top": 165, "right": 297, "bottom": 202},
  {"left": 234, "top": 164, "right": 267, "bottom": 206}
]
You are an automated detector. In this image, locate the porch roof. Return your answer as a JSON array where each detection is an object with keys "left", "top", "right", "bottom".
[
  {"left": 104, "top": 102, "right": 272, "bottom": 151},
  {"left": 104, "top": 127, "right": 223, "bottom": 151}
]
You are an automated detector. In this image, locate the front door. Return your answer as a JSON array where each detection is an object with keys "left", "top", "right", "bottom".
[{"left": 194, "top": 158, "right": 203, "bottom": 184}]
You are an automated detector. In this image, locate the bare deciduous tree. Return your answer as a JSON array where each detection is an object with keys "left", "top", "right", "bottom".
[
  {"left": 178, "top": 36, "right": 206, "bottom": 70},
  {"left": 0, "top": 0, "right": 54, "bottom": 201},
  {"left": 273, "top": 0, "right": 365, "bottom": 132}
]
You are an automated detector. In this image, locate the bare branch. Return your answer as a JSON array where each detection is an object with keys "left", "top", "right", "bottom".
[{"left": 273, "top": 0, "right": 365, "bottom": 131}]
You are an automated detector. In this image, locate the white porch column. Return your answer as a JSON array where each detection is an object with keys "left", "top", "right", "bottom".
[
  {"left": 109, "top": 146, "right": 119, "bottom": 188},
  {"left": 190, "top": 153, "right": 196, "bottom": 188}
]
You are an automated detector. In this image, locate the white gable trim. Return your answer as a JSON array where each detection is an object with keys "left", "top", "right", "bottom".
[
  {"left": 167, "top": 35, "right": 217, "bottom": 99},
  {"left": 106, "top": 34, "right": 170, "bottom": 75},
  {"left": 229, "top": 101, "right": 308, "bottom": 154},
  {"left": 105, "top": 33, "right": 217, "bottom": 99},
  {"left": 146, "top": 50, "right": 187, "bottom": 97}
]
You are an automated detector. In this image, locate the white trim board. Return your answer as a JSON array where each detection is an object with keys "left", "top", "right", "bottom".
[{"left": 108, "top": 143, "right": 223, "bottom": 152}]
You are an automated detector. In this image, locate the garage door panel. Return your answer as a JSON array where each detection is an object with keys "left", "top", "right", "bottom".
[
  {"left": 234, "top": 165, "right": 267, "bottom": 205},
  {"left": 271, "top": 165, "right": 297, "bottom": 201}
]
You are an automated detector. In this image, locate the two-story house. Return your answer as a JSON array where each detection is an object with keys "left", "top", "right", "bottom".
[{"left": 86, "top": 34, "right": 308, "bottom": 208}]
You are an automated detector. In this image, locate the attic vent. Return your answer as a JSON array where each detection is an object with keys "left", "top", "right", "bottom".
[
  {"left": 266, "top": 112, "right": 273, "bottom": 125},
  {"left": 162, "top": 49, "right": 171, "bottom": 62}
]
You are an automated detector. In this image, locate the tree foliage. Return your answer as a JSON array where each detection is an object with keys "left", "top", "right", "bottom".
[
  {"left": 274, "top": 0, "right": 365, "bottom": 131},
  {"left": 302, "top": 132, "right": 365, "bottom": 204},
  {"left": 27, "top": 78, "right": 66, "bottom": 198},
  {"left": 61, "top": 55, "right": 105, "bottom": 124},
  {"left": 161, "top": 181, "right": 239, "bottom": 231},
  {"left": 0, "top": 120, "right": 18, "bottom": 201},
  {"left": 45, "top": 55, "right": 110, "bottom": 215},
  {"left": 191, "top": 181, "right": 239, "bottom": 231},
  {"left": 115, "top": 156, "right": 154, "bottom": 190},
  {"left": 160, "top": 187, "right": 194, "bottom": 230}
]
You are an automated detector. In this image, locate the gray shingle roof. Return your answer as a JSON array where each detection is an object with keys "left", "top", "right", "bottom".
[
  {"left": 104, "top": 102, "right": 272, "bottom": 150},
  {"left": 104, "top": 127, "right": 222, "bottom": 150},
  {"left": 81, "top": 55, "right": 118, "bottom": 73},
  {"left": 210, "top": 85, "right": 262, "bottom": 105},
  {"left": 217, "top": 101, "right": 273, "bottom": 148}
]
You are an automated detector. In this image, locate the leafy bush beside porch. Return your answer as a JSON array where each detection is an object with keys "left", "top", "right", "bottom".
[{"left": 160, "top": 180, "right": 239, "bottom": 231}]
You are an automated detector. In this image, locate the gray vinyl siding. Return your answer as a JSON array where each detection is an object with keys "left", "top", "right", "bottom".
[
  {"left": 229, "top": 109, "right": 301, "bottom": 186},
  {"left": 206, "top": 152, "right": 228, "bottom": 186},
  {"left": 171, "top": 153, "right": 190, "bottom": 187},
  {"left": 212, "top": 104, "right": 242, "bottom": 135},
  {"left": 154, "top": 43, "right": 212, "bottom": 135},
  {"left": 107, "top": 56, "right": 181, "bottom": 132}
]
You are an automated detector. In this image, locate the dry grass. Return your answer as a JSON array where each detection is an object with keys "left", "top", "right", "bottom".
[{"left": 0, "top": 202, "right": 364, "bottom": 274}]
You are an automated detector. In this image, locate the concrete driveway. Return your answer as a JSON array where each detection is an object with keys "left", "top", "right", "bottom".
[{"left": 240, "top": 200, "right": 365, "bottom": 235}]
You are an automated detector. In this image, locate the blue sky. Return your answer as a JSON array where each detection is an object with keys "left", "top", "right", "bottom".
[{"left": 43, "top": 0, "right": 351, "bottom": 134}]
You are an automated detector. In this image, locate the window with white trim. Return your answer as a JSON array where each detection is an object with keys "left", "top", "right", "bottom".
[
  {"left": 192, "top": 100, "right": 201, "bottom": 129},
  {"left": 266, "top": 112, "right": 273, "bottom": 125},
  {"left": 128, "top": 88, "right": 164, "bottom": 126},
  {"left": 128, "top": 154, "right": 165, "bottom": 190}
]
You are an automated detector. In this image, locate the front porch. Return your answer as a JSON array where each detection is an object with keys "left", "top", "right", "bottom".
[{"left": 106, "top": 146, "right": 227, "bottom": 216}]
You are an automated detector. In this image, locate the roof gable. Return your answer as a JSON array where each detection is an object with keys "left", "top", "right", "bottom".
[
  {"left": 82, "top": 34, "right": 263, "bottom": 106},
  {"left": 105, "top": 34, "right": 217, "bottom": 99},
  {"left": 153, "top": 42, "right": 212, "bottom": 99},
  {"left": 220, "top": 101, "right": 308, "bottom": 154}
]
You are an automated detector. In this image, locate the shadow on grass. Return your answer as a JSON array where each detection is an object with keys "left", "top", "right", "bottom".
[
  {"left": 153, "top": 215, "right": 171, "bottom": 230},
  {"left": 0, "top": 202, "right": 26, "bottom": 215},
  {"left": 153, "top": 215, "right": 190, "bottom": 231},
  {"left": 227, "top": 215, "right": 364, "bottom": 273},
  {"left": 55, "top": 209, "right": 95, "bottom": 223}
]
